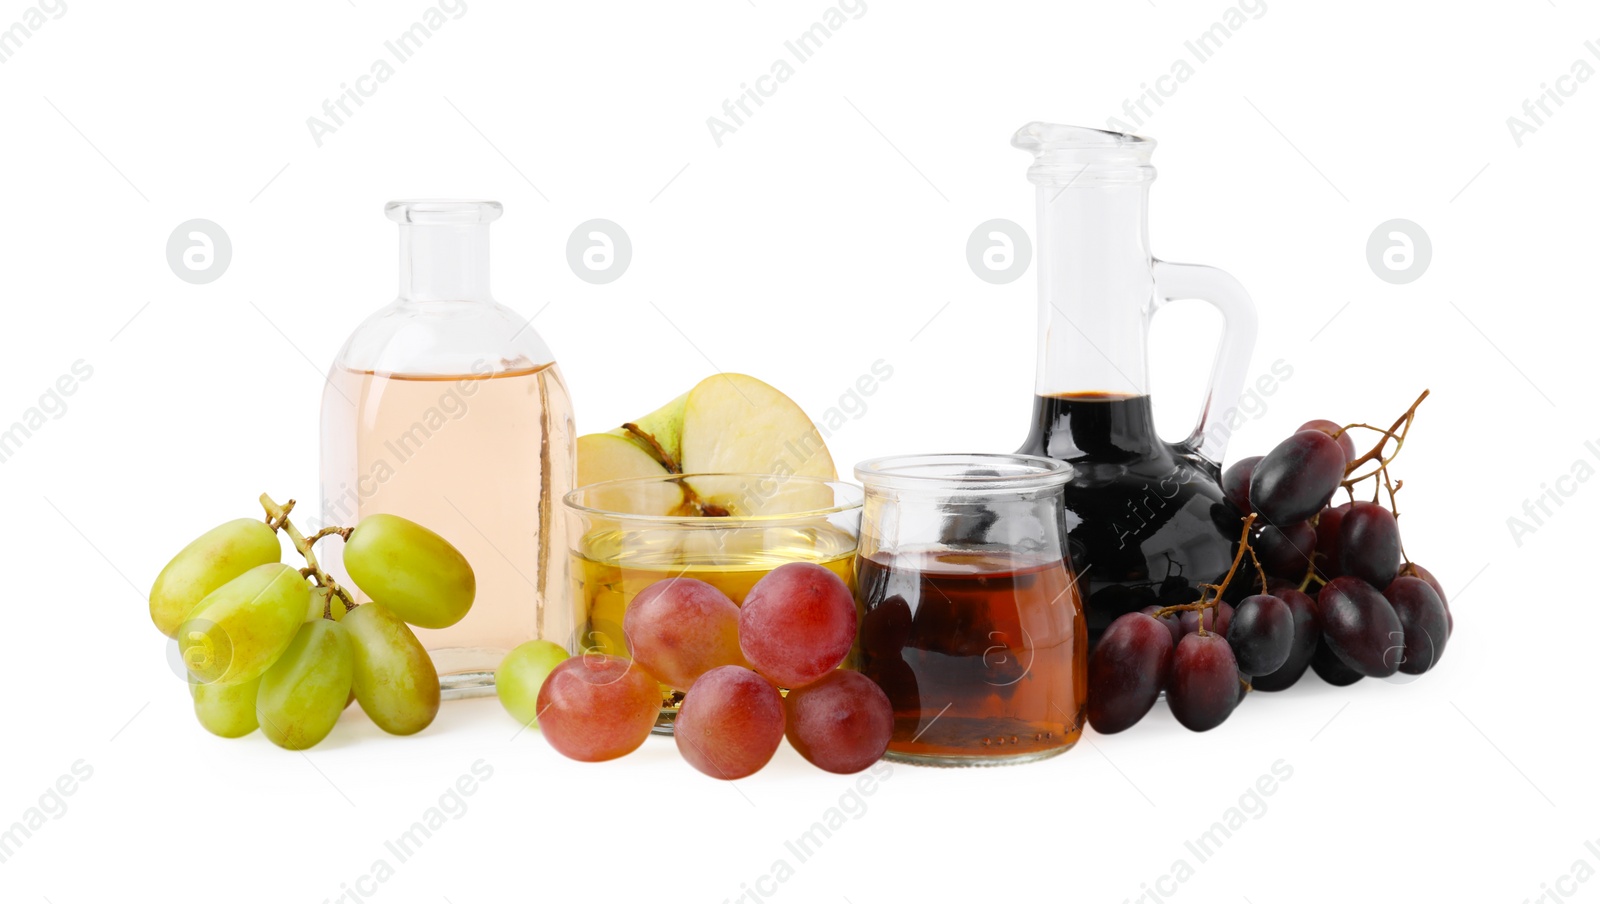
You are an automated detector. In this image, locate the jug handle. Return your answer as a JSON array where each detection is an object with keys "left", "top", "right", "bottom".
[{"left": 1150, "top": 260, "right": 1259, "bottom": 468}]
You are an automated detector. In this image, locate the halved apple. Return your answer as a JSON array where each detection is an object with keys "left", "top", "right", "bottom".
[
  {"left": 573, "top": 432, "right": 681, "bottom": 516},
  {"left": 574, "top": 373, "right": 836, "bottom": 517},
  {"left": 679, "top": 374, "right": 835, "bottom": 479}
]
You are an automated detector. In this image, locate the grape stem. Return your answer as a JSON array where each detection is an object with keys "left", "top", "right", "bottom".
[
  {"left": 259, "top": 494, "right": 357, "bottom": 614},
  {"left": 1340, "top": 389, "right": 1428, "bottom": 489},
  {"left": 1153, "top": 513, "right": 1258, "bottom": 633}
]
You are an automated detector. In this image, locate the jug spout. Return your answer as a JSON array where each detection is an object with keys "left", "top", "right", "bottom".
[{"left": 1011, "top": 122, "right": 1156, "bottom": 186}]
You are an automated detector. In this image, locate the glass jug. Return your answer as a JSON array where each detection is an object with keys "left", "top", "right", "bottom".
[
  {"left": 319, "top": 200, "right": 576, "bottom": 694},
  {"left": 854, "top": 454, "right": 1085, "bottom": 766},
  {"left": 1011, "top": 123, "right": 1258, "bottom": 647}
]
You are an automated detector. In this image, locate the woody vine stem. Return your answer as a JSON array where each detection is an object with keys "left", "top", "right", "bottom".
[{"left": 261, "top": 493, "right": 357, "bottom": 616}]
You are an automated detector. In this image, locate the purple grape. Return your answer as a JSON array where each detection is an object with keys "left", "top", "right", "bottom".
[
  {"left": 1340, "top": 501, "right": 1401, "bottom": 588},
  {"left": 1297, "top": 418, "right": 1357, "bottom": 462},
  {"left": 1226, "top": 594, "right": 1294, "bottom": 677},
  {"left": 1087, "top": 613, "right": 1175, "bottom": 734},
  {"left": 1310, "top": 634, "right": 1364, "bottom": 686},
  {"left": 1167, "top": 633, "right": 1240, "bottom": 732},
  {"left": 1179, "top": 601, "right": 1233, "bottom": 637},
  {"left": 1317, "top": 576, "right": 1403, "bottom": 678},
  {"left": 1384, "top": 576, "right": 1448, "bottom": 674},
  {"left": 1251, "top": 588, "right": 1319, "bottom": 692},
  {"left": 1250, "top": 430, "right": 1347, "bottom": 524},
  {"left": 1313, "top": 503, "right": 1351, "bottom": 581},
  {"left": 1407, "top": 562, "right": 1452, "bottom": 639},
  {"left": 1222, "top": 455, "right": 1262, "bottom": 514},
  {"left": 1139, "top": 604, "right": 1184, "bottom": 646},
  {"left": 1255, "top": 521, "right": 1317, "bottom": 579}
]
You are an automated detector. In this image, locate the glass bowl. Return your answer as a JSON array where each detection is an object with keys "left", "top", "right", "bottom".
[{"left": 564, "top": 473, "right": 862, "bottom": 729}]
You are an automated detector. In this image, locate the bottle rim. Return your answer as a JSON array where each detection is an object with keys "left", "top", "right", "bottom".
[{"left": 385, "top": 199, "right": 503, "bottom": 225}]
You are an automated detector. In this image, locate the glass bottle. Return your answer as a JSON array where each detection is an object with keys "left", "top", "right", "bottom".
[
  {"left": 1011, "top": 123, "right": 1258, "bottom": 648},
  {"left": 853, "top": 453, "right": 1084, "bottom": 766},
  {"left": 318, "top": 200, "right": 576, "bottom": 694}
]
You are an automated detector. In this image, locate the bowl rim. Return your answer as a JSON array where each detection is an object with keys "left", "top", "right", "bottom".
[{"left": 563, "top": 472, "right": 864, "bottom": 524}]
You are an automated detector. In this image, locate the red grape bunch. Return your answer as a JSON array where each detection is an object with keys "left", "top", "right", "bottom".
[
  {"left": 526, "top": 563, "right": 894, "bottom": 778},
  {"left": 1088, "top": 390, "right": 1452, "bottom": 735}
]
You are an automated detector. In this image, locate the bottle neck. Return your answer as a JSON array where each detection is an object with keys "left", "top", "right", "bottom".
[
  {"left": 397, "top": 223, "right": 491, "bottom": 302},
  {"left": 1033, "top": 182, "right": 1153, "bottom": 397}
]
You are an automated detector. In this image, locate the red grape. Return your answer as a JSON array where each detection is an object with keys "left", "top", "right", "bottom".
[
  {"left": 1255, "top": 521, "right": 1316, "bottom": 579},
  {"left": 1167, "top": 633, "right": 1239, "bottom": 732},
  {"left": 1088, "top": 612, "right": 1174, "bottom": 734},
  {"left": 1297, "top": 418, "right": 1357, "bottom": 462},
  {"left": 1226, "top": 594, "right": 1293, "bottom": 676},
  {"left": 1384, "top": 576, "right": 1448, "bottom": 675},
  {"left": 1250, "top": 430, "right": 1347, "bottom": 524},
  {"left": 623, "top": 578, "right": 746, "bottom": 691},
  {"left": 537, "top": 655, "right": 661, "bottom": 762},
  {"left": 1317, "top": 576, "right": 1403, "bottom": 678},
  {"left": 1251, "top": 588, "right": 1319, "bottom": 692},
  {"left": 675, "top": 666, "right": 785, "bottom": 780},
  {"left": 784, "top": 670, "right": 893, "bottom": 774},
  {"left": 1222, "top": 455, "right": 1262, "bottom": 513},
  {"left": 1340, "top": 501, "right": 1401, "bottom": 588},
  {"left": 739, "top": 562, "right": 857, "bottom": 688}
]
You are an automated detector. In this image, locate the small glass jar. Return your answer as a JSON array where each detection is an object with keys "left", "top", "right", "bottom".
[
  {"left": 564, "top": 473, "right": 862, "bottom": 730},
  {"left": 854, "top": 454, "right": 1085, "bottom": 766}
]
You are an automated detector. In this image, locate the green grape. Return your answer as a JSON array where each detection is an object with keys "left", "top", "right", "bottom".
[
  {"left": 495, "top": 640, "right": 570, "bottom": 727},
  {"left": 191, "top": 675, "right": 261, "bottom": 739},
  {"left": 344, "top": 603, "right": 440, "bottom": 735},
  {"left": 150, "top": 519, "right": 281, "bottom": 637},
  {"left": 178, "top": 563, "right": 309, "bottom": 687},
  {"left": 342, "top": 514, "right": 474, "bottom": 629},
  {"left": 256, "top": 620, "right": 354, "bottom": 750}
]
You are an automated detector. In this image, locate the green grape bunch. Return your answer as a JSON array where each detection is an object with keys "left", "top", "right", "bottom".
[{"left": 151, "top": 493, "right": 474, "bottom": 750}]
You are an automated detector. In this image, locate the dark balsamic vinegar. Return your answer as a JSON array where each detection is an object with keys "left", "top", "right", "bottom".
[{"left": 1018, "top": 392, "right": 1239, "bottom": 647}]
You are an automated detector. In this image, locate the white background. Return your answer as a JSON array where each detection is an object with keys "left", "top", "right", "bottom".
[{"left": 1, "top": 1, "right": 1592, "bottom": 902}]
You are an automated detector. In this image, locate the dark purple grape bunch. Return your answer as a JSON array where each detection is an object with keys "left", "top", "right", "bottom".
[
  {"left": 1087, "top": 514, "right": 1258, "bottom": 735},
  {"left": 1087, "top": 392, "right": 1453, "bottom": 736}
]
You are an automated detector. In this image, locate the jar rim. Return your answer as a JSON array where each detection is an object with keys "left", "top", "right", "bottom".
[{"left": 854, "top": 453, "right": 1073, "bottom": 492}]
